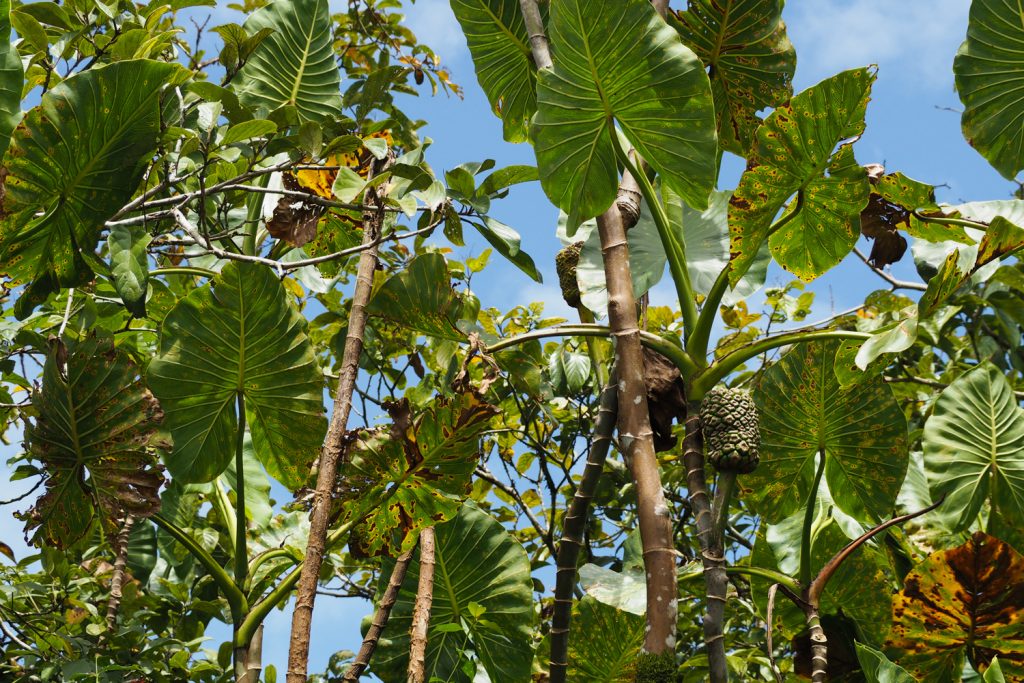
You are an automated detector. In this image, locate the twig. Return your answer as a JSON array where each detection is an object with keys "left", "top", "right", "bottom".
[
  {"left": 853, "top": 248, "right": 926, "bottom": 291},
  {"left": 342, "top": 546, "right": 416, "bottom": 681},
  {"left": 475, "top": 465, "right": 553, "bottom": 555},
  {"left": 407, "top": 527, "right": 436, "bottom": 683},
  {"left": 57, "top": 289, "right": 75, "bottom": 338}
]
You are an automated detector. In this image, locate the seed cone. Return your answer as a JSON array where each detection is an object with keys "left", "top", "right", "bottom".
[
  {"left": 555, "top": 242, "right": 584, "bottom": 308},
  {"left": 699, "top": 386, "right": 760, "bottom": 474}
]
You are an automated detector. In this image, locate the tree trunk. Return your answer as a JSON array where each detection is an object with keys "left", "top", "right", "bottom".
[
  {"left": 408, "top": 527, "right": 436, "bottom": 683},
  {"left": 287, "top": 167, "right": 387, "bottom": 682},
  {"left": 235, "top": 625, "right": 263, "bottom": 683},
  {"left": 596, "top": 207, "right": 677, "bottom": 654},
  {"left": 105, "top": 516, "right": 134, "bottom": 632}
]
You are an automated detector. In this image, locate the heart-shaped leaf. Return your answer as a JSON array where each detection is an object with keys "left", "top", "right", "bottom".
[
  {"left": 954, "top": 0, "right": 1024, "bottom": 179},
  {"left": 371, "top": 503, "right": 534, "bottom": 683},
  {"left": 21, "top": 335, "right": 166, "bottom": 549},
  {"left": 532, "top": 0, "right": 716, "bottom": 226},
  {"left": 0, "top": 60, "right": 185, "bottom": 318},
  {"left": 729, "top": 67, "right": 874, "bottom": 285},
  {"left": 673, "top": 0, "right": 795, "bottom": 155},
  {"left": 922, "top": 363, "right": 1024, "bottom": 534},
  {"left": 233, "top": 0, "right": 342, "bottom": 121},
  {"left": 741, "top": 340, "right": 909, "bottom": 523},
  {"left": 147, "top": 261, "right": 327, "bottom": 489},
  {"left": 340, "top": 391, "right": 496, "bottom": 556},
  {"left": 449, "top": 0, "right": 538, "bottom": 143},
  {"left": 886, "top": 532, "right": 1024, "bottom": 681}
]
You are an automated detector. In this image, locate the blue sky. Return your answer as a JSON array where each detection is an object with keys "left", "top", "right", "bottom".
[{"left": 1, "top": 0, "right": 1017, "bottom": 678}]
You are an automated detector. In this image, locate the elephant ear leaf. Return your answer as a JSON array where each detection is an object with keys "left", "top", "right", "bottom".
[
  {"left": 729, "top": 67, "right": 874, "bottom": 284},
  {"left": 147, "top": 261, "right": 327, "bottom": 490},
  {"left": 20, "top": 335, "right": 167, "bottom": 549},
  {"left": 449, "top": 0, "right": 538, "bottom": 143},
  {"left": 0, "top": 60, "right": 186, "bottom": 319},
  {"left": 0, "top": 0, "right": 23, "bottom": 160},
  {"left": 954, "top": 0, "right": 1024, "bottom": 179},
  {"left": 673, "top": 0, "right": 795, "bottom": 155},
  {"left": 886, "top": 532, "right": 1024, "bottom": 681}
]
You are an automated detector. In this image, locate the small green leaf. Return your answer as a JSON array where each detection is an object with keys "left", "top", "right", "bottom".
[
  {"left": 331, "top": 166, "right": 367, "bottom": 203},
  {"left": 470, "top": 217, "right": 542, "bottom": 283},
  {"left": 220, "top": 119, "right": 277, "bottom": 145},
  {"left": 107, "top": 224, "right": 151, "bottom": 317},
  {"left": 362, "top": 135, "right": 388, "bottom": 160},
  {"left": 477, "top": 165, "right": 538, "bottom": 197}
]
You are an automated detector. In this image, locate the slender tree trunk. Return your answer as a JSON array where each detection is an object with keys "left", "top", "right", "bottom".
[
  {"left": 596, "top": 208, "right": 677, "bottom": 654},
  {"left": 683, "top": 406, "right": 729, "bottom": 682},
  {"left": 805, "top": 610, "right": 828, "bottom": 682},
  {"left": 105, "top": 516, "right": 134, "bottom": 632},
  {"left": 550, "top": 378, "right": 618, "bottom": 681},
  {"left": 408, "top": 527, "right": 436, "bottom": 683},
  {"left": 287, "top": 168, "right": 387, "bottom": 682},
  {"left": 342, "top": 547, "right": 416, "bottom": 682},
  {"left": 235, "top": 625, "right": 263, "bottom": 683}
]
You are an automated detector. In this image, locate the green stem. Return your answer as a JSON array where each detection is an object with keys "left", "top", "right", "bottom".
[
  {"left": 242, "top": 174, "right": 270, "bottom": 256},
  {"left": 211, "top": 479, "right": 237, "bottom": 555},
  {"left": 691, "top": 330, "right": 870, "bottom": 399},
  {"left": 800, "top": 451, "right": 826, "bottom": 588},
  {"left": 234, "top": 392, "right": 248, "bottom": 588},
  {"left": 911, "top": 210, "right": 989, "bottom": 232},
  {"left": 679, "top": 565, "right": 800, "bottom": 593},
  {"left": 712, "top": 472, "right": 737, "bottom": 550},
  {"left": 152, "top": 513, "right": 248, "bottom": 621},
  {"left": 486, "top": 324, "right": 700, "bottom": 378},
  {"left": 687, "top": 193, "right": 805, "bottom": 363},
  {"left": 576, "top": 308, "right": 610, "bottom": 387},
  {"left": 609, "top": 127, "right": 699, "bottom": 338},
  {"left": 150, "top": 266, "right": 218, "bottom": 279},
  {"left": 246, "top": 548, "right": 301, "bottom": 597}
]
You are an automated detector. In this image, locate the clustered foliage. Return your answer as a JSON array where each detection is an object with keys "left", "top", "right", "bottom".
[{"left": 0, "top": 0, "right": 1022, "bottom": 681}]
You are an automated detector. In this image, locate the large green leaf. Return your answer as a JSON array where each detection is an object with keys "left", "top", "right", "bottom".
[
  {"left": 0, "top": 60, "right": 185, "bottom": 318},
  {"left": 371, "top": 503, "right": 534, "bottom": 683},
  {"left": 449, "top": 0, "right": 537, "bottom": 143},
  {"left": 566, "top": 597, "right": 645, "bottom": 682},
  {"left": 954, "top": 0, "right": 1024, "bottom": 180},
  {"left": 22, "top": 336, "right": 166, "bottom": 549},
  {"left": 741, "top": 340, "right": 909, "bottom": 523},
  {"left": 147, "top": 261, "right": 327, "bottom": 489},
  {"left": 729, "top": 68, "right": 874, "bottom": 284},
  {"left": 340, "top": 390, "right": 497, "bottom": 556},
  {"left": 886, "top": 532, "right": 1024, "bottom": 682},
  {"left": 673, "top": 0, "right": 795, "bottom": 155},
  {"left": 233, "top": 0, "right": 342, "bottom": 121},
  {"left": 922, "top": 363, "right": 1024, "bottom": 534},
  {"left": 0, "top": 0, "right": 22, "bottom": 159},
  {"left": 367, "top": 253, "right": 476, "bottom": 340},
  {"left": 532, "top": 0, "right": 716, "bottom": 226}
]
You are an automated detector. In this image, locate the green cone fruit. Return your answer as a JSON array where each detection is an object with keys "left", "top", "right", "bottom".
[
  {"left": 700, "top": 386, "right": 760, "bottom": 474},
  {"left": 555, "top": 241, "right": 584, "bottom": 308}
]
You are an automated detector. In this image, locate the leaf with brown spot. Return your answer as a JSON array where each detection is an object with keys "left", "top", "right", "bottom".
[
  {"left": 339, "top": 388, "right": 497, "bottom": 556},
  {"left": 886, "top": 532, "right": 1024, "bottom": 682},
  {"left": 19, "top": 335, "right": 167, "bottom": 549}
]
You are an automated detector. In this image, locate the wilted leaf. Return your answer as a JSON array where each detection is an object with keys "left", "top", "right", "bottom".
[
  {"left": 886, "top": 532, "right": 1024, "bottom": 681},
  {"left": 340, "top": 390, "right": 497, "bottom": 556},
  {"left": 21, "top": 335, "right": 166, "bottom": 548},
  {"left": 367, "top": 253, "right": 476, "bottom": 340}
]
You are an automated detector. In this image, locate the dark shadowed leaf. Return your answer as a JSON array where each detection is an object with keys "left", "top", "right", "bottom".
[
  {"left": 107, "top": 224, "right": 151, "bottom": 317},
  {"left": 0, "top": 60, "right": 185, "bottom": 318},
  {"left": 147, "top": 261, "right": 327, "bottom": 489},
  {"left": 340, "top": 391, "right": 496, "bottom": 556},
  {"left": 729, "top": 68, "right": 874, "bottom": 284},
  {"left": 673, "top": 0, "right": 795, "bottom": 155},
  {"left": 233, "top": 0, "right": 342, "bottom": 121},
  {"left": 856, "top": 642, "right": 917, "bottom": 683},
  {"left": 21, "top": 336, "right": 166, "bottom": 549},
  {"left": 742, "top": 340, "right": 909, "bottom": 523},
  {"left": 371, "top": 503, "right": 534, "bottom": 683},
  {"left": 532, "top": 0, "right": 716, "bottom": 228},
  {"left": 567, "top": 597, "right": 645, "bottom": 682},
  {"left": 449, "top": 0, "right": 538, "bottom": 143},
  {"left": 886, "top": 532, "right": 1024, "bottom": 681}
]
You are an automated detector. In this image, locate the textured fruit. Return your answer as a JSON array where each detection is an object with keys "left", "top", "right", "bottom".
[
  {"left": 700, "top": 386, "right": 760, "bottom": 474},
  {"left": 555, "top": 241, "right": 584, "bottom": 308}
]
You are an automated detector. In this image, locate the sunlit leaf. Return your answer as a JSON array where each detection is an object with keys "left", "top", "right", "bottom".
[
  {"left": 147, "top": 261, "right": 327, "bottom": 489},
  {"left": 886, "top": 532, "right": 1024, "bottom": 681},
  {"left": 21, "top": 335, "right": 166, "bottom": 549},
  {"left": 340, "top": 390, "right": 497, "bottom": 556},
  {"left": 449, "top": 0, "right": 538, "bottom": 143},
  {"left": 673, "top": 0, "right": 795, "bottom": 155},
  {"left": 0, "top": 0, "right": 22, "bottom": 159},
  {"left": 954, "top": 0, "right": 1024, "bottom": 179},
  {"left": 729, "top": 68, "right": 874, "bottom": 284},
  {"left": 567, "top": 597, "right": 645, "bottom": 682},
  {"left": 372, "top": 503, "right": 534, "bottom": 683},
  {"left": 233, "top": 0, "right": 342, "bottom": 121},
  {"left": 922, "top": 363, "right": 1024, "bottom": 534},
  {"left": 532, "top": 0, "right": 716, "bottom": 227},
  {"left": 0, "top": 60, "right": 185, "bottom": 318},
  {"left": 367, "top": 253, "right": 477, "bottom": 340},
  {"left": 742, "top": 340, "right": 909, "bottom": 523},
  {"left": 578, "top": 563, "right": 646, "bottom": 616}
]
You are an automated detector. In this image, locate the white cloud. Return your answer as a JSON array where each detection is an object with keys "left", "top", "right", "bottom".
[{"left": 786, "top": 0, "right": 970, "bottom": 89}]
